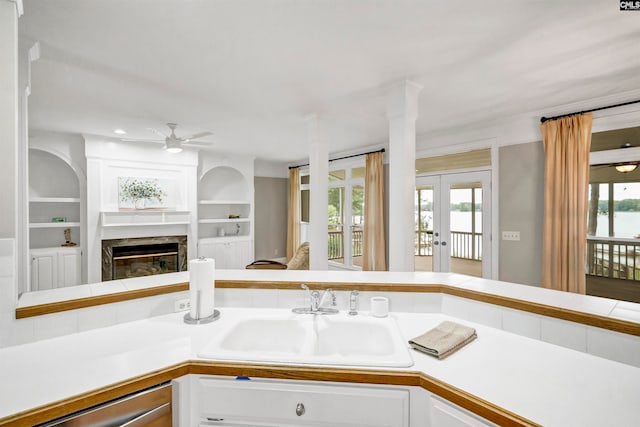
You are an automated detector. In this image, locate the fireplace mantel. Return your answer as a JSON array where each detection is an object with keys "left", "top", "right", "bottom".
[{"left": 100, "top": 211, "right": 191, "bottom": 227}]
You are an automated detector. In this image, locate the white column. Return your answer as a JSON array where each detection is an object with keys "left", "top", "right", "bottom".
[
  {"left": 386, "top": 80, "right": 422, "bottom": 271},
  {"left": 0, "top": 0, "right": 19, "bottom": 239},
  {"left": 307, "top": 114, "right": 328, "bottom": 270}
]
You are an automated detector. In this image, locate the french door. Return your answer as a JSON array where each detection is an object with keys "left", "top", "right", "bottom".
[{"left": 415, "top": 171, "right": 491, "bottom": 278}]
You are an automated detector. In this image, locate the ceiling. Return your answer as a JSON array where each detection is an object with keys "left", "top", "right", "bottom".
[{"left": 19, "top": 1, "right": 640, "bottom": 163}]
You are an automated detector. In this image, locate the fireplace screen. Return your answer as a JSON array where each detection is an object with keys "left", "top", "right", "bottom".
[{"left": 112, "top": 243, "right": 179, "bottom": 280}]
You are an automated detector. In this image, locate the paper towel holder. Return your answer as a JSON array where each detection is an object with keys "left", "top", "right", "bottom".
[
  {"left": 184, "top": 310, "right": 220, "bottom": 325},
  {"left": 184, "top": 288, "right": 221, "bottom": 325}
]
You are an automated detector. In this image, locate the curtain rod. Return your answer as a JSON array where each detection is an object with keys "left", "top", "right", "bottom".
[
  {"left": 540, "top": 99, "right": 640, "bottom": 124},
  {"left": 288, "top": 148, "right": 385, "bottom": 169}
]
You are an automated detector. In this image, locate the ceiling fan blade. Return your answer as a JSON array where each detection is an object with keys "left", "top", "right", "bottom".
[
  {"left": 147, "top": 127, "right": 169, "bottom": 139},
  {"left": 183, "top": 141, "right": 214, "bottom": 147},
  {"left": 121, "top": 138, "right": 165, "bottom": 144},
  {"left": 182, "top": 131, "right": 213, "bottom": 141}
]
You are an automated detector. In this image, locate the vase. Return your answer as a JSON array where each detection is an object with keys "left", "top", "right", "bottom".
[{"left": 134, "top": 199, "right": 145, "bottom": 210}]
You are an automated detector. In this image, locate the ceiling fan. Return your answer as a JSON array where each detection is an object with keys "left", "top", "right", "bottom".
[{"left": 123, "top": 123, "right": 213, "bottom": 153}]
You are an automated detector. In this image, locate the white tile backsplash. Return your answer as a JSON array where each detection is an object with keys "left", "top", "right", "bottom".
[
  {"left": 115, "top": 299, "right": 152, "bottom": 324},
  {"left": 248, "top": 289, "right": 279, "bottom": 308},
  {"left": 441, "top": 295, "right": 502, "bottom": 328},
  {"left": 34, "top": 310, "right": 78, "bottom": 341},
  {"left": 0, "top": 313, "right": 35, "bottom": 347},
  {"left": 586, "top": 326, "right": 640, "bottom": 367},
  {"left": 149, "top": 292, "right": 189, "bottom": 317},
  {"left": 276, "top": 289, "right": 307, "bottom": 309},
  {"left": 501, "top": 307, "right": 541, "bottom": 340},
  {"left": 541, "top": 317, "right": 587, "bottom": 352},
  {"left": 215, "top": 288, "right": 253, "bottom": 308},
  {"left": 410, "top": 292, "right": 442, "bottom": 313},
  {"left": 77, "top": 305, "right": 117, "bottom": 332}
]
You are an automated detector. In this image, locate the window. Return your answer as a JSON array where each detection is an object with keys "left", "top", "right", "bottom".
[
  {"left": 587, "top": 128, "right": 640, "bottom": 284},
  {"left": 300, "top": 164, "right": 366, "bottom": 269}
]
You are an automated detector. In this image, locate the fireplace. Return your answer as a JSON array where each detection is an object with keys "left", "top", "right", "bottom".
[{"left": 102, "top": 235, "right": 188, "bottom": 281}]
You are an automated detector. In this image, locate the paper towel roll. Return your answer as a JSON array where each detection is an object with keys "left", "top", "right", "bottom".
[{"left": 189, "top": 257, "right": 215, "bottom": 319}]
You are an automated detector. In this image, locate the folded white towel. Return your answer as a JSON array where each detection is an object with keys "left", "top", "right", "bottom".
[{"left": 408, "top": 321, "right": 477, "bottom": 360}]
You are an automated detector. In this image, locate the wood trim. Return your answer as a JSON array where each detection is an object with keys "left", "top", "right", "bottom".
[
  {"left": 0, "top": 361, "right": 539, "bottom": 427},
  {"left": 15, "top": 279, "right": 640, "bottom": 336},
  {"left": 0, "top": 363, "right": 190, "bottom": 427},
  {"left": 15, "top": 282, "right": 190, "bottom": 318}
]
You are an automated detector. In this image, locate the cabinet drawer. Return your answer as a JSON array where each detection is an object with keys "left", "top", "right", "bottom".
[{"left": 195, "top": 377, "right": 409, "bottom": 427}]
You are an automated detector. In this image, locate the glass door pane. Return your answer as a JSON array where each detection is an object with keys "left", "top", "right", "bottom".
[
  {"left": 351, "top": 184, "right": 364, "bottom": 267},
  {"left": 446, "top": 182, "right": 483, "bottom": 278},
  {"left": 415, "top": 185, "right": 435, "bottom": 272},
  {"left": 328, "top": 187, "right": 344, "bottom": 263}
]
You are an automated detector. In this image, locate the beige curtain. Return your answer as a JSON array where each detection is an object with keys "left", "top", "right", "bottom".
[
  {"left": 541, "top": 113, "right": 592, "bottom": 294},
  {"left": 287, "top": 167, "right": 301, "bottom": 261},
  {"left": 363, "top": 152, "right": 387, "bottom": 271}
]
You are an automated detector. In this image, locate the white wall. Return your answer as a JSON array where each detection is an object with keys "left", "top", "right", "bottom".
[{"left": 0, "top": 1, "right": 17, "bottom": 239}]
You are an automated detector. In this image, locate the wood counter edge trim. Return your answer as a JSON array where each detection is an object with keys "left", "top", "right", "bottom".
[
  {"left": 0, "top": 361, "right": 538, "bottom": 427},
  {"left": 15, "top": 280, "right": 640, "bottom": 336},
  {"left": 0, "top": 362, "right": 191, "bottom": 426}
]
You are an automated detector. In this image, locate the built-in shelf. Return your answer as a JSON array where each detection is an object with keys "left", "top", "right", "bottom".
[
  {"left": 100, "top": 210, "right": 191, "bottom": 227},
  {"left": 30, "top": 197, "right": 81, "bottom": 203},
  {"left": 198, "top": 218, "right": 251, "bottom": 224},
  {"left": 29, "top": 222, "right": 81, "bottom": 229},
  {"left": 199, "top": 200, "right": 251, "bottom": 205},
  {"left": 199, "top": 235, "right": 251, "bottom": 243}
]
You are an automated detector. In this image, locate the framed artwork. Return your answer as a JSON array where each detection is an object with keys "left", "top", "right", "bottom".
[{"left": 118, "top": 177, "right": 176, "bottom": 210}]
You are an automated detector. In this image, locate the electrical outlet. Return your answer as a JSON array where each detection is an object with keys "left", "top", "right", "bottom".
[
  {"left": 502, "top": 231, "right": 520, "bottom": 241},
  {"left": 174, "top": 298, "right": 191, "bottom": 312}
]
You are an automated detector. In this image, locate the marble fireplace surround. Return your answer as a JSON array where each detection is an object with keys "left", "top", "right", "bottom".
[{"left": 101, "top": 235, "right": 188, "bottom": 281}]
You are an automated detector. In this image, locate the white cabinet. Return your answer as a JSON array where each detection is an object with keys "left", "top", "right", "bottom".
[
  {"left": 198, "top": 238, "right": 252, "bottom": 269},
  {"left": 428, "top": 396, "right": 495, "bottom": 427},
  {"left": 30, "top": 247, "right": 81, "bottom": 291},
  {"left": 173, "top": 375, "right": 410, "bottom": 427}
]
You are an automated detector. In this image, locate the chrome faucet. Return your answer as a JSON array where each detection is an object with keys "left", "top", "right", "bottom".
[{"left": 293, "top": 284, "right": 338, "bottom": 314}]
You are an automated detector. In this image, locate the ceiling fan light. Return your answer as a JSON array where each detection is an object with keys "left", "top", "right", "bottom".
[
  {"left": 165, "top": 139, "right": 183, "bottom": 153},
  {"left": 615, "top": 163, "right": 638, "bottom": 173}
]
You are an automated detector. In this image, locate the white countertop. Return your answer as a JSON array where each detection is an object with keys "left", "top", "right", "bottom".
[{"left": 1, "top": 307, "right": 639, "bottom": 426}]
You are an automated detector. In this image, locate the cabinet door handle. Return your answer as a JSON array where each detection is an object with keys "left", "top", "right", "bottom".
[{"left": 296, "top": 402, "right": 305, "bottom": 416}]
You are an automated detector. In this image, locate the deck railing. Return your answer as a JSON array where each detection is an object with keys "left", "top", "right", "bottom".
[
  {"left": 415, "top": 230, "right": 482, "bottom": 261},
  {"left": 587, "top": 237, "right": 640, "bottom": 281},
  {"left": 328, "top": 229, "right": 363, "bottom": 260},
  {"left": 329, "top": 229, "right": 482, "bottom": 261}
]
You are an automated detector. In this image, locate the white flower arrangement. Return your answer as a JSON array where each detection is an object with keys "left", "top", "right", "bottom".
[{"left": 120, "top": 178, "right": 164, "bottom": 203}]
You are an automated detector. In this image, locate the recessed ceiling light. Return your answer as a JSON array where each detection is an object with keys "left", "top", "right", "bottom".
[{"left": 113, "top": 129, "right": 127, "bottom": 135}]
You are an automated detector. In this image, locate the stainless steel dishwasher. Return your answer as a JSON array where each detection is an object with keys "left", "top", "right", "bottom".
[{"left": 37, "top": 382, "right": 172, "bottom": 426}]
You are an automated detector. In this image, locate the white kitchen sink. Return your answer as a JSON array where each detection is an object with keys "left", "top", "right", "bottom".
[{"left": 197, "top": 313, "right": 414, "bottom": 368}]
